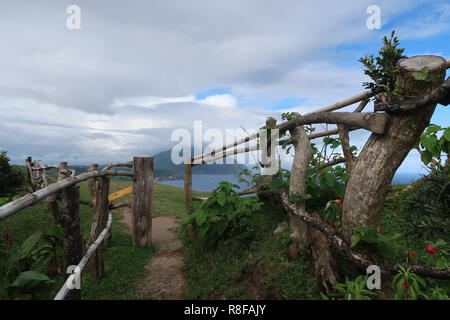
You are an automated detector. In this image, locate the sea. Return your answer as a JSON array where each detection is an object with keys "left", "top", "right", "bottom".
[{"left": 158, "top": 172, "right": 424, "bottom": 193}]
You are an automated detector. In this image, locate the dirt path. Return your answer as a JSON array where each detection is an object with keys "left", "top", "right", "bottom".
[{"left": 121, "top": 208, "right": 186, "bottom": 299}]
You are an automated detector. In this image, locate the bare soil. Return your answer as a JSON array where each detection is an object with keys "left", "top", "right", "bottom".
[{"left": 121, "top": 208, "right": 186, "bottom": 299}]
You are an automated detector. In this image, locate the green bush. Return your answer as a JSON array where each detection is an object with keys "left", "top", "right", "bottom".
[
  {"left": 0, "top": 225, "right": 62, "bottom": 299},
  {"left": 0, "top": 149, "right": 25, "bottom": 198},
  {"left": 182, "top": 181, "right": 263, "bottom": 246},
  {"left": 405, "top": 166, "right": 450, "bottom": 242}
]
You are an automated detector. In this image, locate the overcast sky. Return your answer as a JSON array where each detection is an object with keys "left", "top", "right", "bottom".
[{"left": 0, "top": 0, "right": 449, "bottom": 173}]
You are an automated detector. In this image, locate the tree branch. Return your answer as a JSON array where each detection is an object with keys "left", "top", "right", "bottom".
[
  {"left": 374, "top": 77, "right": 450, "bottom": 112},
  {"left": 257, "top": 189, "right": 450, "bottom": 280}
]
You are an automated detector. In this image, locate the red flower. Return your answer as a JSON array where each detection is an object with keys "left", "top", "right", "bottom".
[
  {"left": 410, "top": 252, "right": 416, "bottom": 258},
  {"left": 426, "top": 244, "right": 437, "bottom": 255},
  {"left": 402, "top": 283, "right": 406, "bottom": 289},
  {"left": 327, "top": 219, "right": 332, "bottom": 225},
  {"left": 335, "top": 199, "right": 343, "bottom": 207},
  {"left": 379, "top": 228, "right": 385, "bottom": 235}
]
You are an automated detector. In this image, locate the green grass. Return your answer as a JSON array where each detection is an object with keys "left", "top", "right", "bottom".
[
  {"left": 182, "top": 202, "right": 320, "bottom": 300},
  {"left": 109, "top": 181, "right": 209, "bottom": 218},
  {"left": 0, "top": 180, "right": 203, "bottom": 300}
]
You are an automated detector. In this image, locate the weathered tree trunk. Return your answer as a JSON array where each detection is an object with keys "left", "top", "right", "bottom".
[
  {"left": 89, "top": 176, "right": 110, "bottom": 280},
  {"left": 48, "top": 162, "right": 69, "bottom": 225},
  {"left": 309, "top": 212, "right": 339, "bottom": 293},
  {"left": 88, "top": 164, "right": 98, "bottom": 208},
  {"left": 25, "top": 157, "right": 34, "bottom": 192},
  {"left": 342, "top": 55, "right": 447, "bottom": 243},
  {"left": 257, "top": 118, "right": 279, "bottom": 207},
  {"left": 287, "top": 115, "right": 339, "bottom": 290},
  {"left": 60, "top": 185, "right": 82, "bottom": 300},
  {"left": 337, "top": 125, "right": 355, "bottom": 175},
  {"left": 132, "top": 157, "right": 153, "bottom": 247},
  {"left": 288, "top": 119, "right": 312, "bottom": 252}
]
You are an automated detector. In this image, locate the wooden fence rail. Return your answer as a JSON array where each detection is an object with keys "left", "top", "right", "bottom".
[
  {"left": 54, "top": 212, "right": 112, "bottom": 300},
  {"left": 0, "top": 156, "right": 154, "bottom": 300},
  {"left": 0, "top": 169, "right": 132, "bottom": 221}
]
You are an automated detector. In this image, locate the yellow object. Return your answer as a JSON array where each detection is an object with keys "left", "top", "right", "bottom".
[{"left": 108, "top": 186, "right": 133, "bottom": 201}]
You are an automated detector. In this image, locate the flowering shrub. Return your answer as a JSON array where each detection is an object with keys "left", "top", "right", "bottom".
[
  {"left": 321, "top": 199, "right": 344, "bottom": 232},
  {"left": 393, "top": 265, "right": 426, "bottom": 300}
]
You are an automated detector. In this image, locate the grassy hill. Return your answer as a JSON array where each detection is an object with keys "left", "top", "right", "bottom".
[{"left": 0, "top": 181, "right": 208, "bottom": 300}]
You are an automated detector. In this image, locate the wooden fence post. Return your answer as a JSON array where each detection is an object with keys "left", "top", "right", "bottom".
[
  {"left": 60, "top": 184, "right": 82, "bottom": 300},
  {"left": 88, "top": 164, "right": 98, "bottom": 208},
  {"left": 132, "top": 157, "right": 153, "bottom": 247},
  {"left": 89, "top": 175, "right": 110, "bottom": 280},
  {"left": 184, "top": 162, "right": 192, "bottom": 214},
  {"left": 25, "top": 157, "right": 34, "bottom": 192}
]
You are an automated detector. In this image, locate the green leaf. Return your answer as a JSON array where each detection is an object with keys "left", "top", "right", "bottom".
[
  {"left": 443, "top": 128, "right": 450, "bottom": 141},
  {"left": 420, "top": 150, "right": 432, "bottom": 165},
  {"left": 216, "top": 222, "right": 228, "bottom": 237},
  {"left": 361, "top": 228, "right": 378, "bottom": 243},
  {"left": 11, "top": 271, "right": 50, "bottom": 287},
  {"left": 195, "top": 212, "right": 207, "bottom": 226},
  {"left": 20, "top": 231, "right": 42, "bottom": 259},
  {"left": 421, "top": 136, "right": 437, "bottom": 152},
  {"left": 351, "top": 234, "right": 361, "bottom": 247},
  {"left": 412, "top": 66, "right": 430, "bottom": 81},
  {"left": 217, "top": 191, "right": 226, "bottom": 206},
  {"left": 324, "top": 173, "right": 336, "bottom": 188}
]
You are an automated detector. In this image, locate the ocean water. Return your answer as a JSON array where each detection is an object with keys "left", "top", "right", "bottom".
[{"left": 158, "top": 172, "right": 423, "bottom": 193}]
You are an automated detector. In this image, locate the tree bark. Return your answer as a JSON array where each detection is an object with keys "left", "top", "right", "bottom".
[
  {"left": 337, "top": 125, "right": 355, "bottom": 175},
  {"left": 308, "top": 212, "right": 338, "bottom": 293},
  {"left": 88, "top": 164, "right": 98, "bottom": 208},
  {"left": 263, "top": 189, "right": 450, "bottom": 279},
  {"left": 342, "top": 55, "right": 447, "bottom": 243},
  {"left": 288, "top": 120, "right": 312, "bottom": 251},
  {"left": 278, "top": 112, "right": 388, "bottom": 135},
  {"left": 60, "top": 185, "right": 82, "bottom": 300},
  {"left": 132, "top": 157, "right": 153, "bottom": 247},
  {"left": 89, "top": 176, "right": 110, "bottom": 280}
]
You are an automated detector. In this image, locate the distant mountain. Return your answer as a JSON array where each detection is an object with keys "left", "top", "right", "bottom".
[{"left": 152, "top": 149, "right": 246, "bottom": 175}]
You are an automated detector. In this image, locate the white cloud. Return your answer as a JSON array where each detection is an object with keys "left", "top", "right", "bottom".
[
  {"left": 0, "top": 0, "right": 447, "bottom": 174},
  {"left": 198, "top": 94, "right": 237, "bottom": 108}
]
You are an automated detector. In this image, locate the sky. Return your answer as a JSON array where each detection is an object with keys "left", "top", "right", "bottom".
[{"left": 0, "top": 0, "right": 449, "bottom": 174}]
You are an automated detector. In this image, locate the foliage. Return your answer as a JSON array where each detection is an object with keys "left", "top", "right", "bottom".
[
  {"left": 422, "top": 285, "right": 449, "bottom": 300},
  {"left": 0, "top": 149, "right": 25, "bottom": 198},
  {"left": 304, "top": 139, "right": 350, "bottom": 212},
  {"left": 183, "top": 181, "right": 263, "bottom": 246},
  {"left": 409, "top": 240, "right": 449, "bottom": 270},
  {"left": 415, "top": 125, "right": 450, "bottom": 166},
  {"left": 0, "top": 226, "right": 61, "bottom": 299},
  {"left": 392, "top": 265, "right": 426, "bottom": 300},
  {"left": 325, "top": 275, "right": 376, "bottom": 300},
  {"left": 351, "top": 225, "right": 406, "bottom": 260},
  {"left": 322, "top": 199, "right": 343, "bottom": 231},
  {"left": 183, "top": 204, "right": 319, "bottom": 299},
  {"left": 404, "top": 166, "right": 449, "bottom": 242},
  {"left": 359, "top": 30, "right": 406, "bottom": 95}
]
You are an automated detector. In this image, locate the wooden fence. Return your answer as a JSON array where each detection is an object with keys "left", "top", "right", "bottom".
[
  {"left": 0, "top": 156, "right": 154, "bottom": 300},
  {"left": 182, "top": 55, "right": 450, "bottom": 284},
  {"left": 184, "top": 55, "right": 450, "bottom": 214}
]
